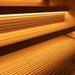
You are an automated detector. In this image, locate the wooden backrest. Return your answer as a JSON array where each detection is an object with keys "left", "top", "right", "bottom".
[{"left": 0, "top": 13, "right": 64, "bottom": 33}]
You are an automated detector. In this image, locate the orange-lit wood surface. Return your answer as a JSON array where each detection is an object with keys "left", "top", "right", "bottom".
[
  {"left": 0, "top": 22, "right": 74, "bottom": 47},
  {"left": 0, "top": 0, "right": 75, "bottom": 74},
  {"left": 0, "top": 12, "right": 70, "bottom": 47},
  {"left": 65, "top": 0, "right": 75, "bottom": 27},
  {"left": 0, "top": 12, "right": 65, "bottom": 33},
  {"left": 50, "top": 0, "right": 66, "bottom": 6},
  {"left": 65, "top": 0, "right": 75, "bottom": 39},
  {"left": 0, "top": 0, "right": 48, "bottom": 6},
  {"left": 0, "top": 35, "right": 75, "bottom": 74}
]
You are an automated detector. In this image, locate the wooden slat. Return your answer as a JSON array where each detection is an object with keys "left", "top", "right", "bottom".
[
  {"left": 0, "top": 13, "right": 64, "bottom": 33},
  {"left": 0, "top": 22, "right": 74, "bottom": 47}
]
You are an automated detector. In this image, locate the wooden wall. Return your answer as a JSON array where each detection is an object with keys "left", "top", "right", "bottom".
[
  {"left": 49, "top": 0, "right": 65, "bottom": 6},
  {"left": 49, "top": 0, "right": 75, "bottom": 27},
  {"left": 65, "top": 0, "right": 75, "bottom": 26},
  {"left": 0, "top": 13, "right": 65, "bottom": 33},
  {"left": 0, "top": 0, "right": 48, "bottom": 6}
]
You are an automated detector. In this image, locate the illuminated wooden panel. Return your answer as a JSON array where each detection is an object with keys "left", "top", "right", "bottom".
[
  {"left": 0, "top": 35, "right": 75, "bottom": 74},
  {"left": 0, "top": 22, "right": 74, "bottom": 47},
  {"left": 65, "top": 0, "right": 75, "bottom": 39},
  {"left": 65, "top": 0, "right": 75, "bottom": 28},
  {"left": 49, "top": 0, "right": 66, "bottom": 6},
  {"left": 0, "top": 0, "right": 48, "bottom": 6},
  {"left": 0, "top": 12, "right": 65, "bottom": 33}
]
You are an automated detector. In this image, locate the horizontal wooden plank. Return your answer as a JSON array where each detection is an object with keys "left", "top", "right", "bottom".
[
  {"left": 0, "top": 22, "right": 74, "bottom": 47},
  {"left": 0, "top": 13, "right": 64, "bottom": 33}
]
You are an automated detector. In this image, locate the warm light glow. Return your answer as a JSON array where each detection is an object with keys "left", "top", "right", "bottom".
[
  {"left": 0, "top": 35, "right": 74, "bottom": 74},
  {"left": 24, "top": 0, "right": 42, "bottom": 2},
  {"left": 0, "top": 22, "right": 74, "bottom": 47},
  {"left": 0, "top": 11, "right": 65, "bottom": 17}
]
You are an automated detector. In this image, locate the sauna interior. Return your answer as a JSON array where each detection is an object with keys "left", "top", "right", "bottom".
[{"left": 0, "top": 0, "right": 75, "bottom": 75}]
